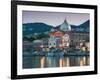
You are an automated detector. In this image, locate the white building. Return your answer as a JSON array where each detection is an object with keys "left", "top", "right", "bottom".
[
  {"left": 62, "top": 34, "right": 70, "bottom": 47},
  {"left": 49, "top": 36, "right": 56, "bottom": 48}
]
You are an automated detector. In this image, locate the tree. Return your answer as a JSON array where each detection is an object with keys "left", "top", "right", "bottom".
[
  {"left": 23, "top": 36, "right": 29, "bottom": 41},
  {"left": 37, "top": 33, "right": 49, "bottom": 39},
  {"left": 23, "top": 36, "right": 35, "bottom": 42}
]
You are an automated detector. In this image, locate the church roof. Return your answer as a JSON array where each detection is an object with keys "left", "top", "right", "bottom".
[
  {"left": 50, "top": 31, "right": 64, "bottom": 37},
  {"left": 60, "top": 19, "right": 71, "bottom": 31}
]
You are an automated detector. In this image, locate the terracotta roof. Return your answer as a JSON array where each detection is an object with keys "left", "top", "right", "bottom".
[{"left": 50, "top": 31, "right": 64, "bottom": 37}]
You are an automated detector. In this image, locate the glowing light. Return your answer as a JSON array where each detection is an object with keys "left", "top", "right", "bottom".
[{"left": 40, "top": 45, "right": 43, "bottom": 48}]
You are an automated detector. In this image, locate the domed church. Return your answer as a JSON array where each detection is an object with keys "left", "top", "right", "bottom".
[
  {"left": 60, "top": 19, "right": 71, "bottom": 32},
  {"left": 48, "top": 19, "right": 71, "bottom": 48},
  {"left": 48, "top": 19, "right": 89, "bottom": 51}
]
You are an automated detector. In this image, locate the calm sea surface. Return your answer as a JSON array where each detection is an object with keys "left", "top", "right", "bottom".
[{"left": 23, "top": 54, "right": 89, "bottom": 69}]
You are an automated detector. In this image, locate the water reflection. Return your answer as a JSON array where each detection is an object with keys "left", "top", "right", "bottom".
[
  {"left": 40, "top": 57, "right": 45, "bottom": 68},
  {"left": 23, "top": 56, "right": 89, "bottom": 69}
]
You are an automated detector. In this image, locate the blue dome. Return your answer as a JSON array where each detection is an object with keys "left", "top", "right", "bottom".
[{"left": 60, "top": 19, "right": 71, "bottom": 31}]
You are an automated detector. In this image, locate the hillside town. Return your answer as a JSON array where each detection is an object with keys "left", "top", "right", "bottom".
[{"left": 23, "top": 19, "right": 89, "bottom": 56}]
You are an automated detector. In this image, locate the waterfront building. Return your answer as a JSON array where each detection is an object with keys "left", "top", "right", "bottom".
[
  {"left": 49, "top": 31, "right": 64, "bottom": 48},
  {"left": 42, "top": 38, "right": 49, "bottom": 48},
  {"left": 23, "top": 41, "right": 33, "bottom": 52},
  {"left": 62, "top": 34, "right": 70, "bottom": 47},
  {"left": 49, "top": 36, "right": 56, "bottom": 48},
  {"left": 33, "top": 40, "right": 43, "bottom": 51},
  {"left": 65, "top": 31, "right": 89, "bottom": 49},
  {"left": 48, "top": 19, "right": 89, "bottom": 50}
]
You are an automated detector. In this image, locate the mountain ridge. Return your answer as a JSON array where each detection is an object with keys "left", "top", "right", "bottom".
[{"left": 23, "top": 20, "right": 90, "bottom": 36}]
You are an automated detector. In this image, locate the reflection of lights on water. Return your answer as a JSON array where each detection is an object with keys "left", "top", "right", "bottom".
[
  {"left": 66, "top": 57, "right": 70, "bottom": 66},
  {"left": 40, "top": 57, "right": 45, "bottom": 68},
  {"left": 83, "top": 57, "right": 86, "bottom": 65},
  {"left": 80, "top": 57, "right": 86, "bottom": 66},
  {"left": 31, "top": 56, "right": 89, "bottom": 68},
  {"left": 46, "top": 57, "right": 52, "bottom": 66},
  {"left": 59, "top": 57, "right": 70, "bottom": 67},
  {"left": 87, "top": 57, "right": 90, "bottom": 65},
  {"left": 62, "top": 57, "right": 70, "bottom": 67},
  {"left": 80, "top": 59, "right": 83, "bottom": 66},
  {"left": 59, "top": 59, "right": 63, "bottom": 67}
]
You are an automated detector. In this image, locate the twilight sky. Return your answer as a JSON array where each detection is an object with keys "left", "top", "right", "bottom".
[{"left": 22, "top": 11, "right": 89, "bottom": 26}]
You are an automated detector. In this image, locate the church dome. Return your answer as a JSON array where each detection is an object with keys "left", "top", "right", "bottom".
[{"left": 60, "top": 19, "right": 71, "bottom": 32}]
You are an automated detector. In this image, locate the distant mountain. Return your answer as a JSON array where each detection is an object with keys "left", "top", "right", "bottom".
[
  {"left": 79, "top": 20, "right": 90, "bottom": 32},
  {"left": 23, "top": 23, "right": 53, "bottom": 35},
  {"left": 55, "top": 20, "right": 90, "bottom": 32},
  {"left": 23, "top": 20, "right": 90, "bottom": 36},
  {"left": 71, "top": 20, "right": 90, "bottom": 32}
]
